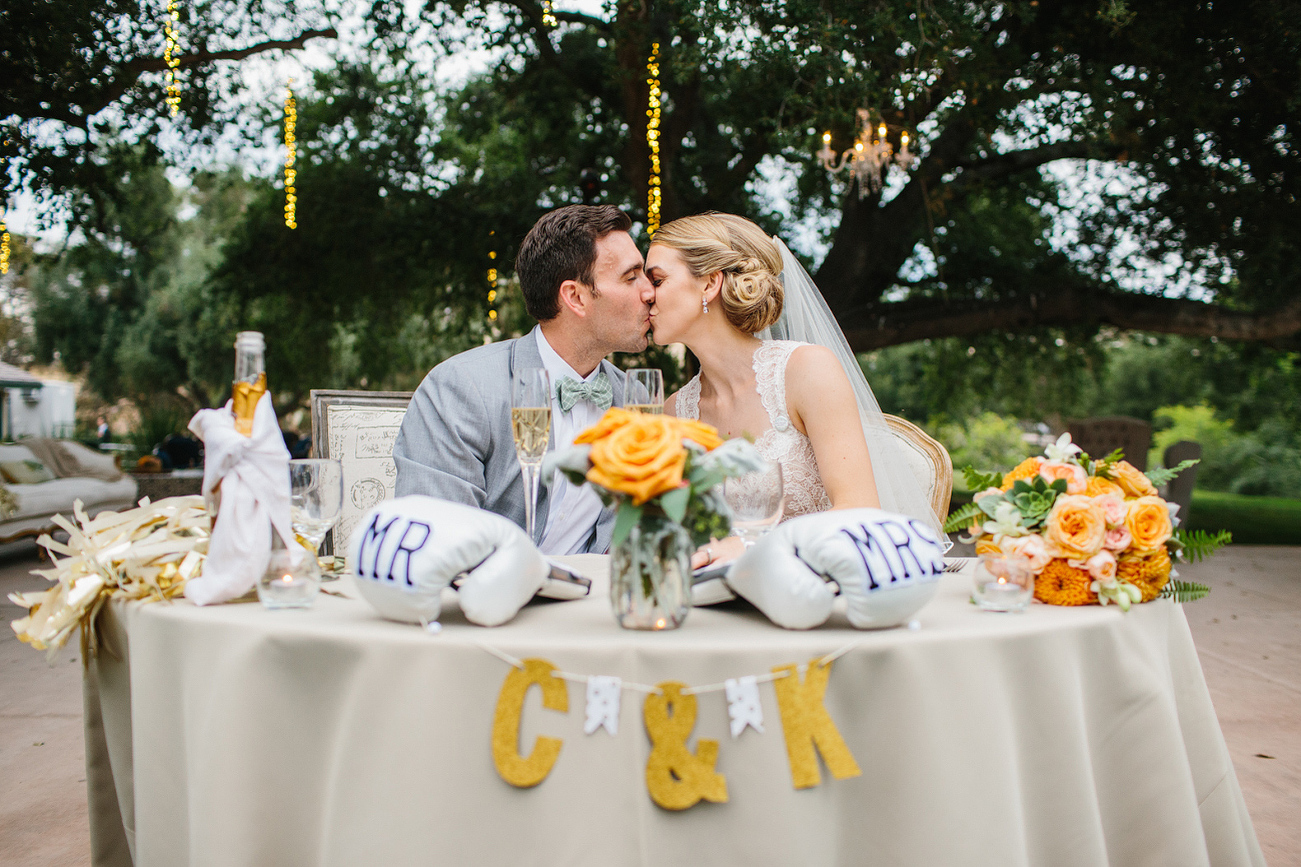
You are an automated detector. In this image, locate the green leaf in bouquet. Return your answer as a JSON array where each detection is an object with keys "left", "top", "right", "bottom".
[
  {"left": 1170, "top": 528, "right": 1231, "bottom": 563},
  {"left": 659, "top": 485, "right": 691, "bottom": 524},
  {"left": 1087, "top": 448, "right": 1126, "bottom": 477},
  {"left": 976, "top": 492, "right": 1008, "bottom": 517},
  {"left": 1145, "top": 459, "right": 1201, "bottom": 488},
  {"left": 611, "top": 500, "right": 644, "bottom": 548},
  {"left": 944, "top": 501, "right": 985, "bottom": 534},
  {"left": 961, "top": 466, "right": 1003, "bottom": 493},
  {"left": 1159, "top": 579, "right": 1211, "bottom": 604},
  {"left": 1007, "top": 477, "right": 1063, "bottom": 525}
]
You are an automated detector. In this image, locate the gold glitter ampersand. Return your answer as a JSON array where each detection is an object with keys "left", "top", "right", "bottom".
[
  {"left": 492, "top": 658, "right": 568, "bottom": 788},
  {"left": 771, "top": 659, "right": 861, "bottom": 789},
  {"left": 643, "top": 682, "right": 728, "bottom": 810}
]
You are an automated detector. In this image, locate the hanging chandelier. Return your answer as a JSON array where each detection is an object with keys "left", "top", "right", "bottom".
[{"left": 817, "top": 109, "right": 915, "bottom": 197}]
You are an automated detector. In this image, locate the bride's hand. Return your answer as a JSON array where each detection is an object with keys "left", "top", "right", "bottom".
[{"left": 690, "top": 535, "right": 747, "bottom": 569}]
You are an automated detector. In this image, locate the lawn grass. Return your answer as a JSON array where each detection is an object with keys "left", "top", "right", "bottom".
[{"left": 1185, "top": 490, "right": 1301, "bottom": 546}]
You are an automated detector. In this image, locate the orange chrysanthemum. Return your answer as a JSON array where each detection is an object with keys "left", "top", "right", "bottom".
[
  {"left": 1001, "top": 457, "right": 1044, "bottom": 491},
  {"left": 1119, "top": 548, "right": 1172, "bottom": 602},
  {"left": 1034, "top": 558, "right": 1099, "bottom": 606}
]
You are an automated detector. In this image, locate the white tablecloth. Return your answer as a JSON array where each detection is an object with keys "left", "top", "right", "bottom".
[{"left": 83, "top": 557, "right": 1263, "bottom": 866}]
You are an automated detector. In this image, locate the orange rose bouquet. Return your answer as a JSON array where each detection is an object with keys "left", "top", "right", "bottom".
[
  {"left": 945, "top": 433, "right": 1226, "bottom": 610},
  {"left": 545, "top": 408, "right": 764, "bottom": 548}
]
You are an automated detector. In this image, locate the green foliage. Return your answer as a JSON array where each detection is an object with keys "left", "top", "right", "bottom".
[
  {"left": 1145, "top": 459, "right": 1200, "bottom": 489},
  {"left": 1186, "top": 491, "right": 1301, "bottom": 546},
  {"left": 1171, "top": 528, "right": 1232, "bottom": 564},
  {"left": 933, "top": 413, "right": 1033, "bottom": 485},
  {"left": 960, "top": 466, "right": 1005, "bottom": 495},
  {"left": 1159, "top": 580, "right": 1211, "bottom": 604},
  {"left": 126, "top": 399, "right": 191, "bottom": 458},
  {"left": 943, "top": 501, "right": 984, "bottom": 535}
]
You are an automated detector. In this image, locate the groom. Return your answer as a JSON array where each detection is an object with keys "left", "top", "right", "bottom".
[{"left": 393, "top": 205, "right": 654, "bottom": 554}]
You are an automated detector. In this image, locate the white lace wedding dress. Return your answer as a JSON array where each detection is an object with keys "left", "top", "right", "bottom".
[{"left": 675, "top": 340, "right": 832, "bottom": 520}]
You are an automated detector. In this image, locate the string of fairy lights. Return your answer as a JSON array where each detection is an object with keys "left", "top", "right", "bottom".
[
  {"left": 0, "top": 217, "right": 9, "bottom": 275},
  {"left": 164, "top": 0, "right": 181, "bottom": 116},
  {"left": 541, "top": 0, "right": 557, "bottom": 28},
  {"left": 487, "top": 230, "right": 499, "bottom": 322},
  {"left": 283, "top": 81, "right": 298, "bottom": 229},
  {"left": 645, "top": 42, "right": 662, "bottom": 236}
]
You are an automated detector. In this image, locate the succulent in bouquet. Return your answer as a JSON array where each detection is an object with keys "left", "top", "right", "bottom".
[
  {"left": 544, "top": 408, "right": 766, "bottom": 548},
  {"left": 945, "top": 433, "right": 1227, "bottom": 610}
]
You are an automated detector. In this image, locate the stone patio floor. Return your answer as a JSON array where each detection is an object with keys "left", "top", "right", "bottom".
[{"left": 1, "top": 541, "right": 1297, "bottom": 866}]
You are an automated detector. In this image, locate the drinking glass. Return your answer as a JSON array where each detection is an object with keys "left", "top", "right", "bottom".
[
  {"left": 289, "top": 459, "right": 344, "bottom": 553},
  {"left": 623, "top": 368, "right": 664, "bottom": 414},
  {"left": 511, "top": 368, "right": 552, "bottom": 540},
  {"left": 723, "top": 460, "right": 784, "bottom": 546},
  {"left": 971, "top": 552, "right": 1034, "bottom": 612}
]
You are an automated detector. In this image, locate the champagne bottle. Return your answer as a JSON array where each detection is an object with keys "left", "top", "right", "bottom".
[{"left": 232, "top": 331, "right": 267, "bottom": 436}]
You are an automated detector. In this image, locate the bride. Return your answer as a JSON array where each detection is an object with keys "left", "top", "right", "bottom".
[{"left": 645, "top": 212, "right": 939, "bottom": 565}]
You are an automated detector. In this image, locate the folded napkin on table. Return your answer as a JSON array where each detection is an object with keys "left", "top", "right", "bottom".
[{"left": 185, "top": 392, "right": 302, "bottom": 605}]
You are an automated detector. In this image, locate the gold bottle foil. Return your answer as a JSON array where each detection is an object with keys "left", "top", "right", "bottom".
[{"left": 232, "top": 372, "right": 268, "bottom": 437}]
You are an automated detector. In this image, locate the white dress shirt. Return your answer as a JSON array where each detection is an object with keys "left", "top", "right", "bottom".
[{"left": 535, "top": 329, "right": 607, "bottom": 555}]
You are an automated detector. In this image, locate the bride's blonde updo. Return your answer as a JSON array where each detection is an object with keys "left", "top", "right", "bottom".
[{"left": 652, "top": 213, "right": 784, "bottom": 334}]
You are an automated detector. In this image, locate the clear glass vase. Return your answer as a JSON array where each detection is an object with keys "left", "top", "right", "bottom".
[{"left": 610, "top": 513, "right": 691, "bottom": 630}]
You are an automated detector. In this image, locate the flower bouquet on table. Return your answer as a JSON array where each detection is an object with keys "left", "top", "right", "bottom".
[
  {"left": 944, "top": 434, "right": 1228, "bottom": 610},
  {"left": 545, "top": 407, "right": 765, "bottom": 629}
]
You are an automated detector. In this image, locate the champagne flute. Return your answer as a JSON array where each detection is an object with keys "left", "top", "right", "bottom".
[
  {"left": 511, "top": 368, "right": 552, "bottom": 540},
  {"left": 723, "top": 460, "right": 784, "bottom": 546},
  {"left": 289, "top": 458, "right": 344, "bottom": 547},
  {"left": 624, "top": 368, "right": 664, "bottom": 414}
]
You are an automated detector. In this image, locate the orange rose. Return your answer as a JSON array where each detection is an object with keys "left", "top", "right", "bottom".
[
  {"left": 574, "top": 408, "right": 639, "bottom": 445},
  {"left": 1001, "top": 457, "right": 1043, "bottom": 491},
  {"left": 1111, "top": 460, "right": 1158, "bottom": 498},
  {"left": 670, "top": 417, "right": 724, "bottom": 451},
  {"left": 1124, "top": 496, "right": 1173, "bottom": 555},
  {"left": 1084, "top": 476, "right": 1125, "bottom": 499},
  {"left": 1042, "top": 494, "right": 1107, "bottom": 560},
  {"left": 584, "top": 412, "right": 688, "bottom": 505},
  {"left": 1039, "top": 460, "right": 1088, "bottom": 494}
]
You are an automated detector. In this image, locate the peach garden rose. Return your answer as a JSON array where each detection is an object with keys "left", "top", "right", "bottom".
[
  {"left": 1111, "top": 460, "right": 1158, "bottom": 498},
  {"left": 1125, "top": 496, "right": 1174, "bottom": 555},
  {"left": 1039, "top": 460, "right": 1088, "bottom": 494},
  {"left": 1042, "top": 494, "right": 1107, "bottom": 560}
]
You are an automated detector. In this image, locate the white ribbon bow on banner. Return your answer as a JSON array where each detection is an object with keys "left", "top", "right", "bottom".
[{"left": 185, "top": 391, "right": 300, "bottom": 606}]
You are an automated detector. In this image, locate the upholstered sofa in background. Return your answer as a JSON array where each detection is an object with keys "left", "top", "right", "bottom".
[{"left": 0, "top": 439, "right": 139, "bottom": 543}]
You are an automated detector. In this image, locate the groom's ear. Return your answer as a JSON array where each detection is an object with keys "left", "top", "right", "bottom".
[{"left": 557, "top": 279, "right": 588, "bottom": 318}]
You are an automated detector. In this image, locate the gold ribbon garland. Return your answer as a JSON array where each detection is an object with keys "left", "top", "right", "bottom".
[
  {"left": 164, "top": 0, "right": 181, "bottom": 116},
  {"left": 487, "top": 230, "right": 499, "bottom": 322},
  {"left": 284, "top": 80, "right": 297, "bottom": 229},
  {"left": 645, "top": 43, "right": 662, "bottom": 236}
]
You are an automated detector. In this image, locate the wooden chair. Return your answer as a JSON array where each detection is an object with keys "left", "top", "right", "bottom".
[
  {"left": 309, "top": 389, "right": 413, "bottom": 554},
  {"left": 1066, "top": 416, "right": 1153, "bottom": 470},
  {"left": 883, "top": 414, "right": 953, "bottom": 527}
]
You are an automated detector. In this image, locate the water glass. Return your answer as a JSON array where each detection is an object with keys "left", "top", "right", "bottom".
[
  {"left": 289, "top": 459, "right": 344, "bottom": 552},
  {"left": 724, "top": 460, "right": 784, "bottom": 545},
  {"left": 972, "top": 553, "right": 1034, "bottom": 612},
  {"left": 623, "top": 369, "right": 664, "bottom": 413}
]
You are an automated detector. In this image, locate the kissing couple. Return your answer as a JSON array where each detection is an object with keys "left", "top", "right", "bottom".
[{"left": 393, "top": 204, "right": 937, "bottom": 564}]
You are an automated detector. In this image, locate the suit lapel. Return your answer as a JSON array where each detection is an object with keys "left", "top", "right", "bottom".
[{"left": 510, "top": 328, "right": 551, "bottom": 545}]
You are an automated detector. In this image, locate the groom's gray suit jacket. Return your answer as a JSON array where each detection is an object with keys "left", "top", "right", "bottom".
[{"left": 393, "top": 326, "right": 625, "bottom": 553}]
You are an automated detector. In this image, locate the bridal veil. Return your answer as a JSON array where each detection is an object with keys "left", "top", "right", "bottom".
[{"left": 760, "top": 238, "right": 946, "bottom": 540}]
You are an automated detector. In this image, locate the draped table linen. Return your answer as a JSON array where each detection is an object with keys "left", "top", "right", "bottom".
[{"left": 83, "top": 557, "right": 1263, "bottom": 867}]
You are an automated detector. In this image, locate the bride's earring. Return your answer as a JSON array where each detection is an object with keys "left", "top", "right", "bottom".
[{"left": 702, "top": 294, "right": 709, "bottom": 314}]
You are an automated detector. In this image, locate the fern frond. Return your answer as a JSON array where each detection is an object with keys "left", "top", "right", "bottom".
[
  {"left": 1146, "top": 459, "right": 1201, "bottom": 487},
  {"left": 1172, "top": 528, "right": 1232, "bottom": 563},
  {"left": 1159, "top": 579, "right": 1211, "bottom": 604},
  {"left": 961, "top": 466, "right": 1003, "bottom": 493},
  {"left": 944, "top": 501, "right": 984, "bottom": 534}
]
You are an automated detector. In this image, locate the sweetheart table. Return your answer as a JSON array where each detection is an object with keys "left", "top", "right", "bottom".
[{"left": 81, "top": 556, "right": 1263, "bottom": 866}]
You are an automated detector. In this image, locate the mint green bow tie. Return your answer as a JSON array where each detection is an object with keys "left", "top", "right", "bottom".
[{"left": 556, "top": 373, "right": 613, "bottom": 412}]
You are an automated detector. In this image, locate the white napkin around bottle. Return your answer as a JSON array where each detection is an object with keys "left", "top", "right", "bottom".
[{"left": 185, "top": 391, "right": 302, "bottom": 605}]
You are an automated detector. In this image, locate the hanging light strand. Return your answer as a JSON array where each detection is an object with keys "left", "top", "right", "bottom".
[
  {"left": 284, "top": 80, "right": 297, "bottom": 229},
  {"left": 645, "top": 42, "right": 662, "bottom": 237},
  {"left": 541, "top": 0, "right": 557, "bottom": 28},
  {"left": 0, "top": 217, "right": 10, "bottom": 276},
  {"left": 164, "top": 0, "right": 181, "bottom": 116},
  {"left": 487, "top": 230, "right": 499, "bottom": 322}
]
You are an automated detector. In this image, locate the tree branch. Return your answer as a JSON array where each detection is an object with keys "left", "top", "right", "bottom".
[
  {"left": 841, "top": 287, "right": 1301, "bottom": 352},
  {"left": 122, "top": 28, "right": 338, "bottom": 76},
  {"left": 952, "top": 140, "right": 1124, "bottom": 185}
]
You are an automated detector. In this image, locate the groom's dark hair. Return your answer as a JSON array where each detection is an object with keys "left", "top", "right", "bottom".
[{"left": 516, "top": 205, "right": 633, "bottom": 321}]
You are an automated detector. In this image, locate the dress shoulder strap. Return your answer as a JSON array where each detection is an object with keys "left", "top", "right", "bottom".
[
  {"left": 675, "top": 374, "right": 702, "bottom": 420},
  {"left": 752, "top": 340, "right": 805, "bottom": 433}
]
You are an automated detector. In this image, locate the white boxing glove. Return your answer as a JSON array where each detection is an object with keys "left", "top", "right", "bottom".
[
  {"left": 728, "top": 508, "right": 946, "bottom": 629},
  {"left": 348, "top": 496, "right": 548, "bottom": 627}
]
